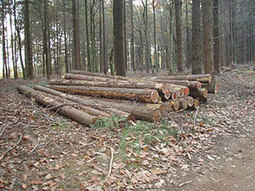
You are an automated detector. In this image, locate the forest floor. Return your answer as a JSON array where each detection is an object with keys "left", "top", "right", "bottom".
[{"left": 0, "top": 66, "right": 255, "bottom": 191}]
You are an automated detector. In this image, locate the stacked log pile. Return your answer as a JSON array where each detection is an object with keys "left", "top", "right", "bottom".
[{"left": 18, "top": 71, "right": 218, "bottom": 126}]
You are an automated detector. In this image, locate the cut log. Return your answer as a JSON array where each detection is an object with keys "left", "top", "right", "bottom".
[
  {"left": 48, "top": 85, "right": 159, "bottom": 103},
  {"left": 186, "top": 96, "right": 194, "bottom": 107},
  {"left": 156, "top": 79, "right": 201, "bottom": 89},
  {"left": 71, "top": 70, "right": 116, "bottom": 79},
  {"left": 202, "top": 83, "right": 218, "bottom": 94},
  {"left": 36, "top": 90, "right": 110, "bottom": 117},
  {"left": 50, "top": 79, "right": 169, "bottom": 99},
  {"left": 193, "top": 99, "right": 200, "bottom": 109},
  {"left": 65, "top": 73, "right": 111, "bottom": 82},
  {"left": 178, "top": 98, "right": 188, "bottom": 110},
  {"left": 34, "top": 85, "right": 131, "bottom": 119},
  {"left": 158, "top": 74, "right": 212, "bottom": 83},
  {"left": 34, "top": 85, "right": 161, "bottom": 122},
  {"left": 168, "top": 100, "right": 180, "bottom": 111},
  {"left": 17, "top": 86, "right": 98, "bottom": 126},
  {"left": 189, "top": 88, "right": 208, "bottom": 99},
  {"left": 145, "top": 104, "right": 166, "bottom": 114}
]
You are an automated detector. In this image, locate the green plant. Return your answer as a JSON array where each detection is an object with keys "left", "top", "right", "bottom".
[
  {"left": 90, "top": 115, "right": 127, "bottom": 130},
  {"left": 51, "top": 120, "right": 70, "bottom": 130}
]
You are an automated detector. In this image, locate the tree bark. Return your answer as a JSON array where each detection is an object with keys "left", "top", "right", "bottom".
[
  {"left": 24, "top": 0, "right": 34, "bottom": 79},
  {"left": 63, "top": 0, "right": 69, "bottom": 73},
  {"left": 1, "top": 1, "right": 8, "bottom": 78},
  {"left": 34, "top": 85, "right": 131, "bottom": 119},
  {"left": 130, "top": 0, "right": 135, "bottom": 71},
  {"left": 18, "top": 86, "right": 98, "bottom": 126},
  {"left": 72, "top": 0, "right": 81, "bottom": 70},
  {"left": 213, "top": 0, "right": 220, "bottom": 73},
  {"left": 202, "top": 0, "right": 214, "bottom": 74},
  {"left": 34, "top": 86, "right": 161, "bottom": 122},
  {"left": 113, "top": 0, "right": 126, "bottom": 76},
  {"left": 85, "top": 0, "right": 91, "bottom": 71},
  {"left": 174, "top": 0, "right": 183, "bottom": 72},
  {"left": 192, "top": 0, "right": 202, "bottom": 74}
]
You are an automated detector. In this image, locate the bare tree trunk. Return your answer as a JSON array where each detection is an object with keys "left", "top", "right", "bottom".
[
  {"left": 202, "top": 0, "right": 214, "bottom": 74},
  {"left": 1, "top": 1, "right": 8, "bottom": 78},
  {"left": 113, "top": 0, "right": 126, "bottom": 76},
  {"left": 72, "top": 0, "right": 81, "bottom": 70},
  {"left": 14, "top": 0, "right": 25, "bottom": 79},
  {"left": 85, "top": 0, "right": 91, "bottom": 72},
  {"left": 213, "top": 0, "right": 220, "bottom": 73},
  {"left": 63, "top": 0, "right": 69, "bottom": 73},
  {"left": 44, "top": 0, "right": 50, "bottom": 79},
  {"left": 102, "top": 0, "right": 107, "bottom": 74},
  {"left": 153, "top": 0, "right": 158, "bottom": 72},
  {"left": 130, "top": 0, "right": 135, "bottom": 71},
  {"left": 9, "top": 4, "right": 18, "bottom": 79},
  {"left": 99, "top": 0, "right": 103, "bottom": 73},
  {"left": 123, "top": 0, "right": 128, "bottom": 70},
  {"left": 24, "top": 0, "right": 34, "bottom": 79},
  {"left": 174, "top": 0, "right": 183, "bottom": 73},
  {"left": 192, "top": 0, "right": 202, "bottom": 74}
]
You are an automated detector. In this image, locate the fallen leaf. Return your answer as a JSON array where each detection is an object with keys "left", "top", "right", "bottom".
[
  {"left": 150, "top": 168, "right": 167, "bottom": 175},
  {"left": 31, "top": 179, "right": 43, "bottom": 185},
  {"left": 21, "top": 184, "right": 27, "bottom": 189}
]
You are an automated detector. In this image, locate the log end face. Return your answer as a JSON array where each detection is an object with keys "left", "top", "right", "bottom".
[
  {"left": 151, "top": 91, "right": 159, "bottom": 103},
  {"left": 153, "top": 109, "right": 162, "bottom": 122}
]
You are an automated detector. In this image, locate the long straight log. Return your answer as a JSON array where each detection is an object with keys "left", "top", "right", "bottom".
[
  {"left": 157, "top": 74, "right": 212, "bottom": 83},
  {"left": 36, "top": 89, "right": 110, "bottom": 118},
  {"left": 144, "top": 78, "right": 202, "bottom": 89},
  {"left": 48, "top": 85, "right": 159, "bottom": 103},
  {"left": 34, "top": 85, "right": 131, "bottom": 119},
  {"left": 17, "top": 86, "right": 98, "bottom": 126},
  {"left": 34, "top": 86, "right": 161, "bottom": 122},
  {"left": 202, "top": 83, "right": 218, "bottom": 94},
  {"left": 71, "top": 70, "right": 126, "bottom": 80},
  {"left": 50, "top": 79, "right": 169, "bottom": 99},
  {"left": 65, "top": 73, "right": 111, "bottom": 82}
]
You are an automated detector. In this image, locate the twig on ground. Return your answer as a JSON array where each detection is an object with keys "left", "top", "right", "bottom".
[
  {"left": 193, "top": 107, "right": 199, "bottom": 125},
  {"left": 102, "top": 147, "right": 114, "bottom": 186},
  {"left": 28, "top": 138, "right": 40, "bottom": 155},
  {"left": 178, "top": 180, "right": 193, "bottom": 187},
  {"left": 0, "top": 134, "right": 23, "bottom": 161},
  {"left": 0, "top": 123, "right": 9, "bottom": 138}
]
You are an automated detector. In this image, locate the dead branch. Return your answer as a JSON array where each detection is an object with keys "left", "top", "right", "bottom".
[
  {"left": 28, "top": 138, "right": 40, "bottom": 155},
  {"left": 0, "top": 134, "right": 23, "bottom": 161},
  {"left": 102, "top": 147, "right": 114, "bottom": 185},
  {"left": 0, "top": 123, "right": 9, "bottom": 138}
]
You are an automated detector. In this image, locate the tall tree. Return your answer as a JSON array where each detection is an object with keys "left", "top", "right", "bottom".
[
  {"left": 14, "top": 0, "right": 25, "bottom": 79},
  {"left": 174, "top": 0, "right": 183, "bottom": 72},
  {"left": 113, "top": 0, "right": 126, "bottom": 76},
  {"left": 72, "top": 0, "right": 81, "bottom": 70},
  {"left": 63, "top": 0, "right": 69, "bottom": 73},
  {"left": 202, "top": 0, "right": 214, "bottom": 74},
  {"left": 85, "top": 0, "right": 91, "bottom": 71},
  {"left": 130, "top": 0, "right": 135, "bottom": 71},
  {"left": 213, "top": 0, "right": 220, "bottom": 72},
  {"left": 44, "top": 0, "right": 51, "bottom": 79},
  {"left": 1, "top": 0, "right": 8, "bottom": 78},
  {"left": 191, "top": 0, "right": 202, "bottom": 74},
  {"left": 24, "top": 0, "right": 34, "bottom": 79},
  {"left": 102, "top": 0, "right": 107, "bottom": 74},
  {"left": 152, "top": 0, "right": 158, "bottom": 71}
]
